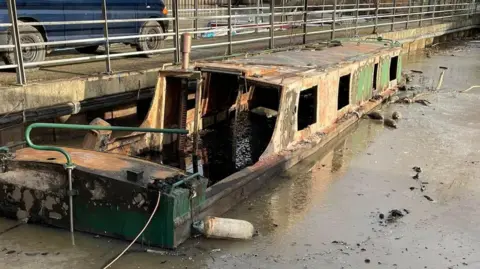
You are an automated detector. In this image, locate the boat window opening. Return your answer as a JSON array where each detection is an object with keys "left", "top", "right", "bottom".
[
  {"left": 187, "top": 80, "right": 197, "bottom": 111},
  {"left": 390, "top": 56, "right": 398, "bottom": 81},
  {"left": 198, "top": 82, "right": 277, "bottom": 186},
  {"left": 338, "top": 74, "right": 351, "bottom": 110},
  {"left": 297, "top": 86, "right": 318, "bottom": 131},
  {"left": 249, "top": 85, "right": 280, "bottom": 113},
  {"left": 373, "top": 63, "right": 378, "bottom": 90}
]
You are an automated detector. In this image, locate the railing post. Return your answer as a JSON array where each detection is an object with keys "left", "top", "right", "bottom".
[
  {"left": 6, "top": 0, "right": 26, "bottom": 85},
  {"left": 269, "top": 0, "right": 274, "bottom": 49},
  {"left": 102, "top": 0, "right": 112, "bottom": 74},
  {"left": 373, "top": 0, "right": 379, "bottom": 33},
  {"left": 173, "top": 0, "right": 180, "bottom": 64},
  {"left": 419, "top": 0, "right": 424, "bottom": 26},
  {"left": 391, "top": 0, "right": 396, "bottom": 31},
  {"left": 452, "top": 0, "right": 456, "bottom": 18},
  {"left": 331, "top": 0, "right": 336, "bottom": 39},
  {"left": 255, "top": 0, "right": 260, "bottom": 33},
  {"left": 303, "top": 0, "right": 308, "bottom": 44},
  {"left": 355, "top": 0, "right": 359, "bottom": 35},
  {"left": 322, "top": 0, "right": 326, "bottom": 20},
  {"left": 432, "top": 0, "right": 436, "bottom": 24},
  {"left": 406, "top": 0, "right": 411, "bottom": 28},
  {"left": 194, "top": 0, "right": 198, "bottom": 39},
  {"left": 228, "top": 0, "right": 232, "bottom": 55}
]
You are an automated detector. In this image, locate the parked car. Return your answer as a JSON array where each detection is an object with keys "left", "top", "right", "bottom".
[{"left": 0, "top": 0, "right": 169, "bottom": 65}]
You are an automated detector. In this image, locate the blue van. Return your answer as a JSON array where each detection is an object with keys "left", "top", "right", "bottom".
[{"left": 0, "top": 0, "right": 169, "bottom": 64}]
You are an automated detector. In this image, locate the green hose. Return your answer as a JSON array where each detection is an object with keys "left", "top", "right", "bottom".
[{"left": 25, "top": 123, "right": 188, "bottom": 166}]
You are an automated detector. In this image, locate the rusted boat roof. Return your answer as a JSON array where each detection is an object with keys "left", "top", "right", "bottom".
[
  {"left": 14, "top": 147, "right": 183, "bottom": 184},
  {"left": 196, "top": 41, "right": 400, "bottom": 85}
]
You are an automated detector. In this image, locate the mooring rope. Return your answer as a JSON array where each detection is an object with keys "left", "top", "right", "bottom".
[{"left": 102, "top": 191, "right": 161, "bottom": 269}]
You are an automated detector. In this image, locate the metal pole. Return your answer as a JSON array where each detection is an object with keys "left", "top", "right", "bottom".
[
  {"left": 406, "top": 0, "right": 411, "bottom": 28},
  {"left": 391, "top": 0, "right": 396, "bottom": 31},
  {"left": 194, "top": 0, "right": 198, "bottom": 39},
  {"left": 173, "top": 0, "right": 180, "bottom": 64},
  {"left": 469, "top": 0, "right": 474, "bottom": 17},
  {"left": 322, "top": 0, "right": 325, "bottom": 20},
  {"left": 270, "top": 0, "right": 274, "bottom": 49},
  {"left": 355, "top": 0, "right": 359, "bottom": 35},
  {"left": 102, "top": 0, "right": 112, "bottom": 74},
  {"left": 66, "top": 166, "right": 75, "bottom": 246},
  {"left": 255, "top": 0, "right": 260, "bottom": 33},
  {"left": 303, "top": 0, "right": 308, "bottom": 44},
  {"left": 452, "top": 0, "right": 456, "bottom": 17},
  {"left": 419, "top": 0, "right": 424, "bottom": 26},
  {"left": 228, "top": 0, "right": 232, "bottom": 55},
  {"left": 181, "top": 33, "right": 191, "bottom": 70},
  {"left": 192, "top": 78, "right": 202, "bottom": 174},
  {"left": 281, "top": 0, "right": 286, "bottom": 22},
  {"left": 432, "top": 0, "right": 436, "bottom": 24},
  {"left": 373, "top": 0, "right": 379, "bottom": 33},
  {"left": 331, "top": 0, "right": 337, "bottom": 39},
  {"left": 6, "top": 0, "right": 26, "bottom": 85}
]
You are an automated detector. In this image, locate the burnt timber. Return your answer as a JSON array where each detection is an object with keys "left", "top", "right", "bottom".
[{"left": 0, "top": 39, "right": 403, "bottom": 248}]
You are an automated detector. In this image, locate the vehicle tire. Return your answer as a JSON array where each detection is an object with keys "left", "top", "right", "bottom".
[
  {"left": 3, "top": 24, "right": 46, "bottom": 68},
  {"left": 75, "top": 45, "right": 99, "bottom": 54},
  {"left": 136, "top": 21, "right": 164, "bottom": 57}
]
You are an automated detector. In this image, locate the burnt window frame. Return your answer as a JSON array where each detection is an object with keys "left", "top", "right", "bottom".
[
  {"left": 297, "top": 86, "right": 318, "bottom": 131},
  {"left": 389, "top": 56, "right": 399, "bottom": 81},
  {"left": 337, "top": 73, "right": 351, "bottom": 110},
  {"left": 372, "top": 62, "right": 379, "bottom": 91}
]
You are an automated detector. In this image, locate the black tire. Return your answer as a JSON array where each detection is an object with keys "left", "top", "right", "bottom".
[
  {"left": 75, "top": 45, "right": 99, "bottom": 54},
  {"left": 3, "top": 24, "right": 46, "bottom": 68},
  {"left": 136, "top": 21, "right": 164, "bottom": 57}
]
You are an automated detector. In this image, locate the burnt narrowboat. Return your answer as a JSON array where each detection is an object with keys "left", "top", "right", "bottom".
[{"left": 0, "top": 39, "right": 402, "bottom": 248}]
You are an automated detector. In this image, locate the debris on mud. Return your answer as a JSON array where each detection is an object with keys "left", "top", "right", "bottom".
[
  {"left": 384, "top": 209, "right": 410, "bottom": 224},
  {"left": 364, "top": 258, "right": 371, "bottom": 263},
  {"left": 367, "top": 111, "right": 383, "bottom": 120},
  {"left": 331, "top": 240, "right": 348, "bottom": 245},
  {"left": 415, "top": 99, "right": 431, "bottom": 106},
  {"left": 392, "top": 111, "right": 402, "bottom": 120},
  {"left": 423, "top": 195, "right": 434, "bottom": 202},
  {"left": 384, "top": 118, "right": 397, "bottom": 129},
  {"left": 413, "top": 173, "right": 420, "bottom": 180},
  {"left": 389, "top": 95, "right": 400, "bottom": 104},
  {"left": 413, "top": 166, "right": 422, "bottom": 173}
]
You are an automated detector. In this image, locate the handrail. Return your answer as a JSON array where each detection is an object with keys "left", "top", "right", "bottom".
[
  {"left": 170, "top": 172, "right": 201, "bottom": 193},
  {"left": 25, "top": 123, "right": 188, "bottom": 166}
]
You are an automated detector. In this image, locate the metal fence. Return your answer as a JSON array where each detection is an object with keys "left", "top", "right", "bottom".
[{"left": 2, "top": 0, "right": 479, "bottom": 85}]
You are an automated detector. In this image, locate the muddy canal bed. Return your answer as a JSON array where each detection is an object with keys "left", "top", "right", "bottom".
[{"left": 1, "top": 41, "right": 480, "bottom": 269}]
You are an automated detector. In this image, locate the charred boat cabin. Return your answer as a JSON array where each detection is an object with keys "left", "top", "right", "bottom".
[{"left": 0, "top": 39, "right": 402, "bottom": 248}]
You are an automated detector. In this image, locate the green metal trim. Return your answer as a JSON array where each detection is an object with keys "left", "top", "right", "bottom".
[
  {"left": 170, "top": 172, "right": 201, "bottom": 193},
  {"left": 0, "top": 147, "right": 9, "bottom": 152},
  {"left": 25, "top": 123, "right": 188, "bottom": 166}
]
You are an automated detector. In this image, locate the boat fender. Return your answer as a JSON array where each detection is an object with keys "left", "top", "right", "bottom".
[{"left": 194, "top": 216, "right": 255, "bottom": 240}]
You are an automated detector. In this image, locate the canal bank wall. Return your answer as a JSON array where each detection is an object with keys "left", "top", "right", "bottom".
[{"left": 0, "top": 17, "right": 478, "bottom": 145}]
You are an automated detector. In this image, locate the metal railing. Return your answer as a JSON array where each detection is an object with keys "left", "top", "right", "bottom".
[{"left": 1, "top": 0, "right": 479, "bottom": 85}]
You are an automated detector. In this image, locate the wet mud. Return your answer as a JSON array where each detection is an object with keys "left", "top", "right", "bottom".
[{"left": 1, "top": 40, "right": 480, "bottom": 268}]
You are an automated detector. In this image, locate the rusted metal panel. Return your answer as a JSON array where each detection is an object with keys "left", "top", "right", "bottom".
[
  {"left": 380, "top": 56, "right": 391, "bottom": 90},
  {"left": 14, "top": 147, "right": 181, "bottom": 180}
]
